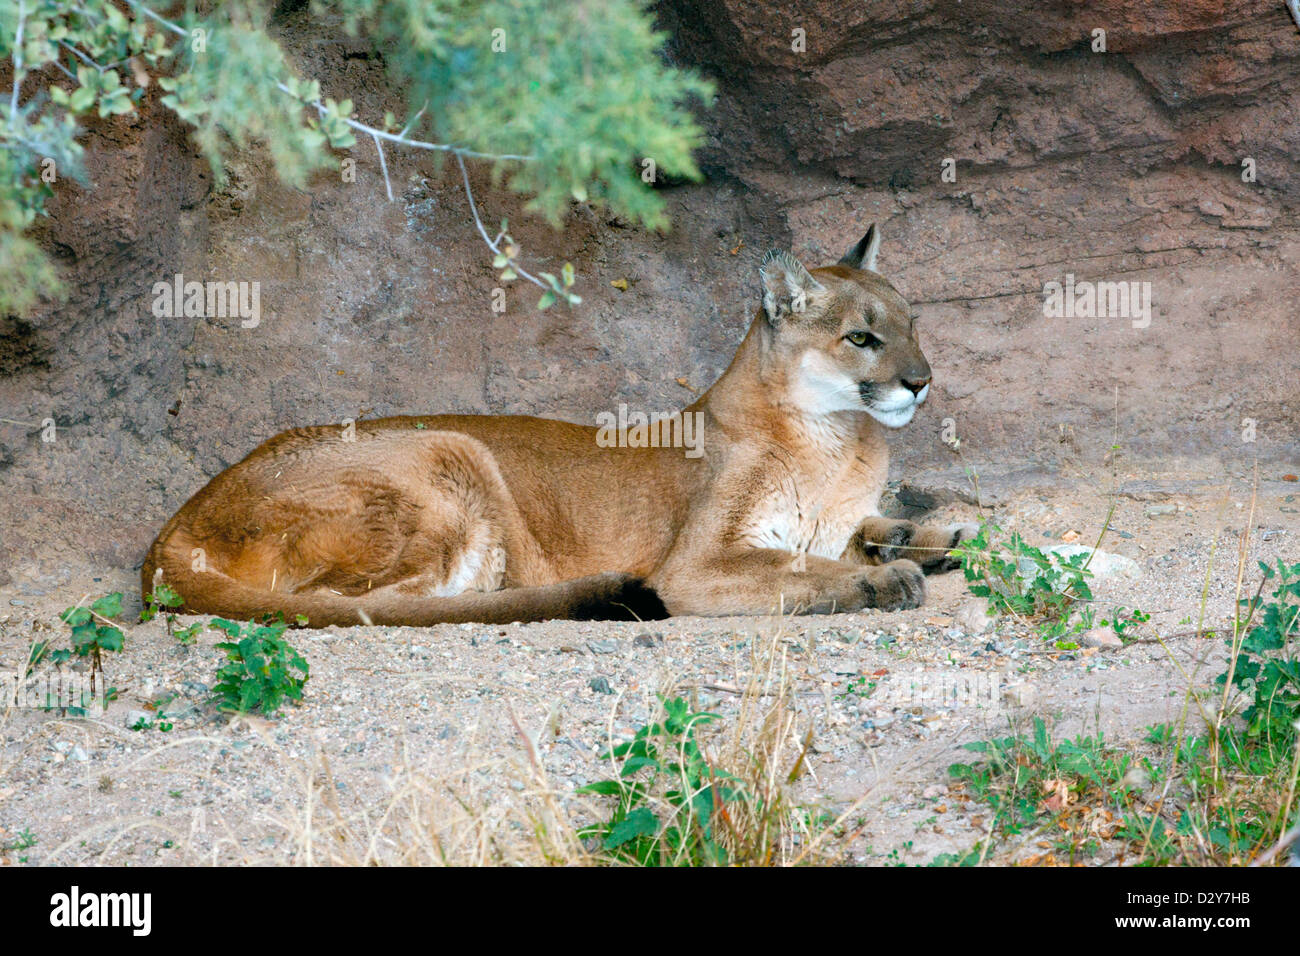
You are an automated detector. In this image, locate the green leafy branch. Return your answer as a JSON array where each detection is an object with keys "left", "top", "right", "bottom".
[{"left": 1, "top": 0, "right": 711, "bottom": 316}]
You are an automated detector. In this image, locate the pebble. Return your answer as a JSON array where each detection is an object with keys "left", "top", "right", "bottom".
[
  {"left": 589, "top": 677, "right": 614, "bottom": 695},
  {"left": 955, "top": 598, "right": 994, "bottom": 634},
  {"left": 587, "top": 640, "right": 619, "bottom": 655},
  {"left": 1081, "top": 628, "right": 1123, "bottom": 649},
  {"left": 1029, "top": 545, "right": 1141, "bottom": 579},
  {"left": 165, "top": 700, "right": 200, "bottom": 721}
]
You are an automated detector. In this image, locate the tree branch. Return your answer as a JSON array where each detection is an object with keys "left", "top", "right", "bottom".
[
  {"left": 455, "top": 151, "right": 547, "bottom": 292},
  {"left": 9, "top": 0, "right": 25, "bottom": 130},
  {"left": 123, "top": 0, "right": 541, "bottom": 288},
  {"left": 371, "top": 131, "right": 392, "bottom": 202}
]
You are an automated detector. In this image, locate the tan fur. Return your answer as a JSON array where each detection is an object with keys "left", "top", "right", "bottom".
[{"left": 143, "top": 226, "right": 973, "bottom": 626}]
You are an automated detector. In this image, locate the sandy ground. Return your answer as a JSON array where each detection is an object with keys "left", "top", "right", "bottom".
[{"left": 0, "top": 473, "right": 1296, "bottom": 866}]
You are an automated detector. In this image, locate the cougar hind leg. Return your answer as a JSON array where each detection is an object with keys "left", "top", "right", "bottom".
[{"left": 222, "top": 434, "right": 533, "bottom": 602}]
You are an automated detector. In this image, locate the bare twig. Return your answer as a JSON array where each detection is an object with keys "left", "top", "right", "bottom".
[
  {"left": 371, "top": 131, "right": 392, "bottom": 202},
  {"left": 123, "top": 0, "right": 541, "bottom": 281},
  {"left": 1251, "top": 822, "right": 1299, "bottom": 866},
  {"left": 59, "top": 41, "right": 104, "bottom": 73},
  {"left": 455, "top": 151, "right": 548, "bottom": 292}
]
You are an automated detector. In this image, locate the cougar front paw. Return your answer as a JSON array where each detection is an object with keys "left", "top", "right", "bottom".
[
  {"left": 846, "top": 519, "right": 916, "bottom": 565},
  {"left": 922, "top": 522, "right": 980, "bottom": 574},
  {"left": 858, "top": 559, "right": 925, "bottom": 611}
]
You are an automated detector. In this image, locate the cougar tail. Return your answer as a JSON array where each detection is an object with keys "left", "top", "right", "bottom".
[{"left": 142, "top": 559, "right": 668, "bottom": 628}]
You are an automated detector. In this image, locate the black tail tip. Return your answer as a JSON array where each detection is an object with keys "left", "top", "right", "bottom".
[{"left": 574, "top": 576, "right": 670, "bottom": 622}]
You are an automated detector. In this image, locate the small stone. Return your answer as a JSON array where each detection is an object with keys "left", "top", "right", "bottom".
[
  {"left": 70, "top": 746, "right": 89, "bottom": 762},
  {"left": 124, "top": 709, "right": 151, "bottom": 729},
  {"left": 164, "top": 700, "right": 200, "bottom": 721},
  {"left": 589, "top": 677, "right": 614, "bottom": 695},
  {"left": 1038, "top": 545, "right": 1140, "bottom": 579},
  {"left": 874, "top": 633, "right": 896, "bottom": 648},
  {"left": 956, "top": 598, "right": 994, "bottom": 634},
  {"left": 633, "top": 633, "right": 659, "bottom": 648},
  {"left": 1081, "top": 628, "right": 1123, "bottom": 649},
  {"left": 8, "top": 599, "right": 24, "bottom": 607},
  {"left": 587, "top": 640, "right": 619, "bottom": 655},
  {"left": 1146, "top": 504, "right": 1178, "bottom": 517}
]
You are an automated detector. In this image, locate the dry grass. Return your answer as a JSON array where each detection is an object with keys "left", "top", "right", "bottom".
[{"left": 200, "top": 625, "right": 854, "bottom": 866}]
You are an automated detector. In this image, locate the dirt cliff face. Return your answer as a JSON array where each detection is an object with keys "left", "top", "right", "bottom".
[{"left": 1, "top": 2, "right": 1297, "bottom": 578}]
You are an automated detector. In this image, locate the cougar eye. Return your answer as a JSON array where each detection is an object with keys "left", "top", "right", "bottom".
[{"left": 846, "top": 330, "right": 882, "bottom": 349}]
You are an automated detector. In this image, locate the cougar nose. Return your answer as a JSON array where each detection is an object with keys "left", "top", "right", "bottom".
[{"left": 902, "top": 376, "right": 931, "bottom": 396}]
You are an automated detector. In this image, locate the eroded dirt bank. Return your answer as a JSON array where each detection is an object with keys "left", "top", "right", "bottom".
[{"left": 2, "top": 1, "right": 1298, "bottom": 576}]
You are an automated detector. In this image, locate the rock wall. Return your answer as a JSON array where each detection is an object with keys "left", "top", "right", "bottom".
[{"left": 2, "top": 1, "right": 1298, "bottom": 577}]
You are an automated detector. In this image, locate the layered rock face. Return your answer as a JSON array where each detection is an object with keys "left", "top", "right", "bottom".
[{"left": 1, "top": 2, "right": 1297, "bottom": 576}]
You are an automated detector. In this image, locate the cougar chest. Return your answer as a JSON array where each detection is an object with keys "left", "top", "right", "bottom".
[{"left": 741, "top": 418, "right": 879, "bottom": 559}]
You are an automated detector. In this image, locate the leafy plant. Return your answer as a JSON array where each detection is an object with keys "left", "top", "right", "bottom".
[
  {"left": 835, "top": 674, "right": 878, "bottom": 700},
  {"left": 1218, "top": 560, "right": 1300, "bottom": 743},
  {"left": 1143, "top": 720, "right": 1296, "bottom": 865},
  {"left": 945, "top": 717, "right": 1169, "bottom": 866},
  {"left": 141, "top": 583, "right": 201, "bottom": 644},
  {"left": 2, "top": 827, "right": 38, "bottom": 864},
  {"left": 953, "top": 521, "right": 1095, "bottom": 642},
  {"left": 57, "top": 592, "right": 125, "bottom": 698},
  {"left": 1099, "top": 605, "right": 1151, "bottom": 641},
  {"left": 578, "top": 696, "right": 744, "bottom": 866},
  {"left": 210, "top": 614, "right": 309, "bottom": 716}
]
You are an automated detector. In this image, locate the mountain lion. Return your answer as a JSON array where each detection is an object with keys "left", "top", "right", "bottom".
[{"left": 143, "top": 225, "right": 973, "bottom": 626}]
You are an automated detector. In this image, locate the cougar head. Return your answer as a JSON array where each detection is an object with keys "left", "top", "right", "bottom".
[{"left": 757, "top": 224, "right": 931, "bottom": 428}]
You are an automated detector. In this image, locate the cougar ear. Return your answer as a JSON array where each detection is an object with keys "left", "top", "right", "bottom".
[
  {"left": 759, "top": 250, "right": 824, "bottom": 324},
  {"left": 838, "top": 223, "right": 881, "bottom": 271}
]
